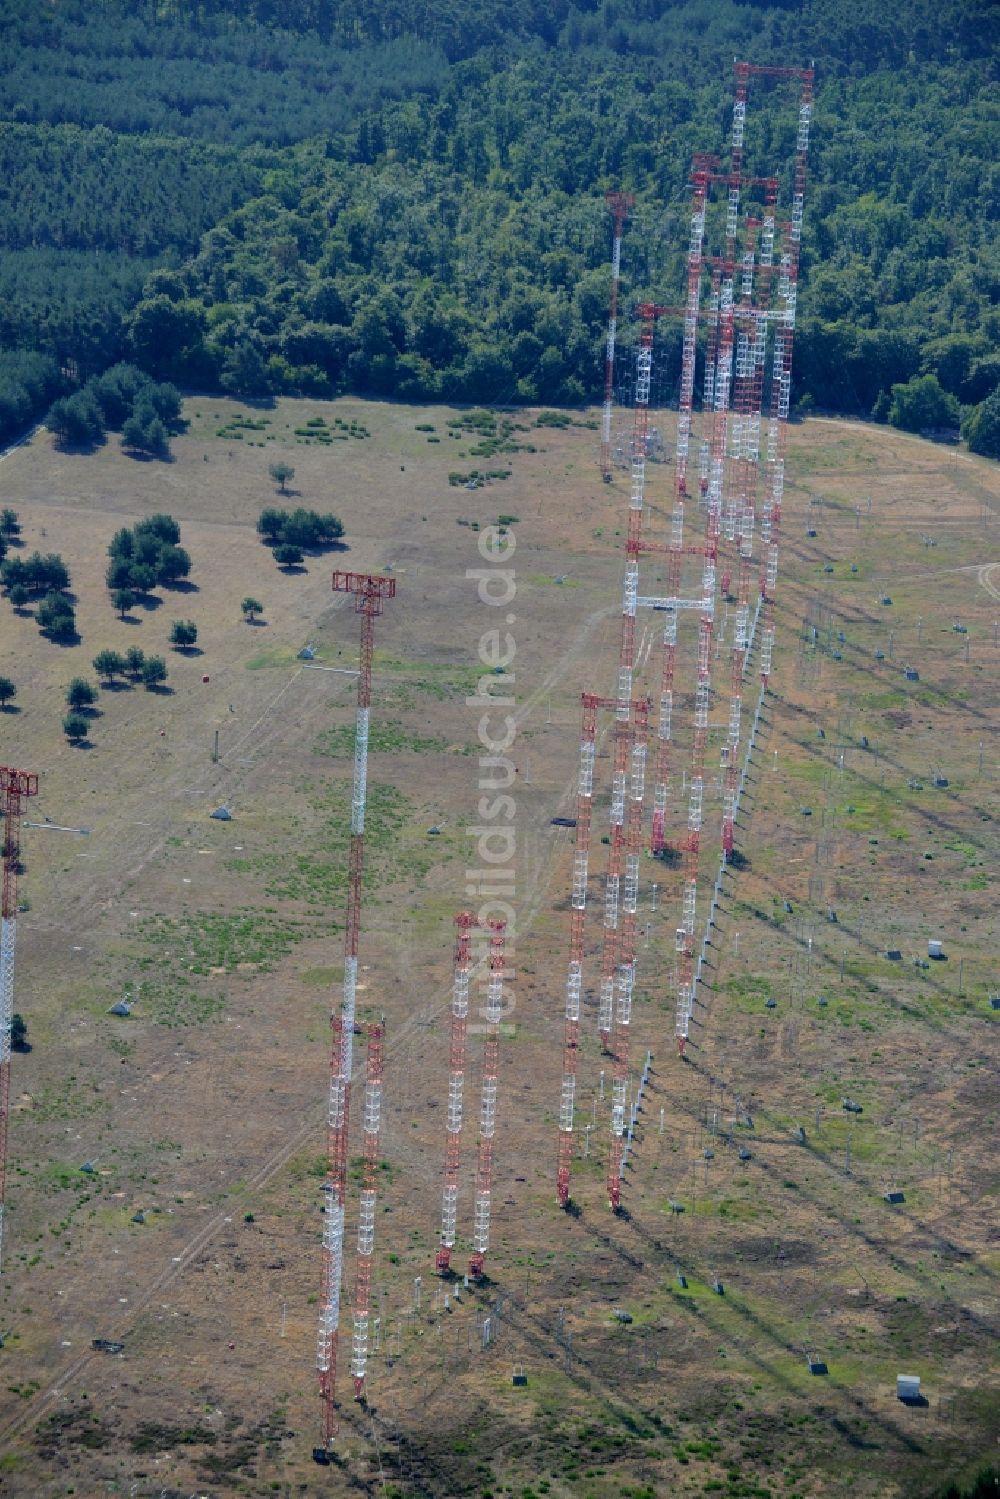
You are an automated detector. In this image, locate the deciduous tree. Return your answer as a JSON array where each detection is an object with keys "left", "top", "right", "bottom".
[
  {"left": 66, "top": 677, "right": 97, "bottom": 710},
  {"left": 63, "top": 711, "right": 89, "bottom": 742},
  {"left": 268, "top": 460, "right": 295, "bottom": 493}
]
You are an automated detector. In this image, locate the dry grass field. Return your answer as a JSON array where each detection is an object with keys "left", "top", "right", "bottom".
[{"left": 0, "top": 398, "right": 996, "bottom": 1498}]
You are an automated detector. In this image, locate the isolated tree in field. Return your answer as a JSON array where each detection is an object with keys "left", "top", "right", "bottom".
[
  {"left": 113, "top": 588, "right": 136, "bottom": 619},
  {"left": 268, "top": 461, "right": 295, "bottom": 494},
  {"left": 63, "top": 711, "right": 89, "bottom": 742},
  {"left": 0, "top": 509, "right": 20, "bottom": 539},
  {"left": 241, "top": 596, "right": 263, "bottom": 623},
  {"left": 169, "top": 619, "right": 198, "bottom": 649},
  {"left": 141, "top": 655, "right": 168, "bottom": 689},
  {"left": 10, "top": 1013, "right": 28, "bottom": 1051},
  {"left": 66, "top": 677, "right": 97, "bottom": 710},
  {"left": 93, "top": 649, "right": 126, "bottom": 684},
  {"left": 274, "top": 542, "right": 303, "bottom": 569},
  {"left": 0, "top": 676, "right": 16, "bottom": 708},
  {"left": 125, "top": 646, "right": 145, "bottom": 678},
  {"left": 9, "top": 583, "right": 29, "bottom": 612},
  {"left": 36, "top": 591, "right": 76, "bottom": 640}
]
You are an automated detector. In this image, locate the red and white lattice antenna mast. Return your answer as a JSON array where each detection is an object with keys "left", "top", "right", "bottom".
[
  {"left": 556, "top": 693, "right": 598, "bottom": 1207},
  {"left": 649, "top": 156, "right": 711, "bottom": 855},
  {"left": 675, "top": 231, "right": 731, "bottom": 1053},
  {"left": 317, "top": 570, "right": 395, "bottom": 1449},
  {"left": 351, "top": 1015, "right": 384, "bottom": 1398},
  {"left": 469, "top": 917, "right": 507, "bottom": 1280},
  {"left": 617, "top": 300, "right": 657, "bottom": 716},
  {"left": 702, "top": 261, "right": 723, "bottom": 522},
  {"left": 597, "top": 696, "right": 635, "bottom": 1050},
  {"left": 758, "top": 65, "right": 813, "bottom": 689},
  {"left": 716, "top": 69, "right": 747, "bottom": 558},
  {"left": 722, "top": 190, "right": 773, "bottom": 853},
  {"left": 717, "top": 66, "right": 776, "bottom": 850},
  {"left": 675, "top": 155, "right": 715, "bottom": 506},
  {"left": 592, "top": 289, "right": 659, "bottom": 1050},
  {"left": 437, "top": 912, "right": 476, "bottom": 1273},
  {"left": 600, "top": 191, "right": 634, "bottom": 484},
  {"left": 0, "top": 767, "right": 38, "bottom": 1272},
  {"left": 554, "top": 691, "right": 647, "bottom": 1208},
  {"left": 607, "top": 699, "right": 648, "bottom": 1208}
]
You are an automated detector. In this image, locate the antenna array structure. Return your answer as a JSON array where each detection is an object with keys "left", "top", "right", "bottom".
[
  {"left": 0, "top": 767, "right": 38, "bottom": 1271},
  {"left": 554, "top": 61, "right": 812, "bottom": 1207},
  {"left": 317, "top": 571, "right": 396, "bottom": 1448},
  {"left": 600, "top": 192, "right": 634, "bottom": 484},
  {"left": 436, "top": 912, "right": 508, "bottom": 1281}
]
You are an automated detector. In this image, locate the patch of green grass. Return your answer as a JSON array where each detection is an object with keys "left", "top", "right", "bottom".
[
  {"left": 721, "top": 973, "right": 775, "bottom": 1015},
  {"left": 244, "top": 646, "right": 300, "bottom": 671},
  {"left": 314, "top": 719, "right": 447, "bottom": 757},
  {"left": 833, "top": 795, "right": 909, "bottom": 836},
  {"left": 134, "top": 910, "right": 302, "bottom": 976},
  {"left": 375, "top": 653, "right": 482, "bottom": 703},
  {"left": 299, "top": 966, "right": 340, "bottom": 987},
  {"left": 30, "top": 1083, "right": 105, "bottom": 1124},
  {"left": 225, "top": 781, "right": 436, "bottom": 906},
  {"left": 716, "top": 1198, "right": 758, "bottom": 1221},
  {"left": 133, "top": 975, "right": 227, "bottom": 1028},
  {"left": 36, "top": 1161, "right": 87, "bottom": 1191},
  {"left": 942, "top": 838, "right": 979, "bottom": 866}
]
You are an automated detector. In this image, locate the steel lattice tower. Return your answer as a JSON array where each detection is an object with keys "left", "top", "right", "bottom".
[
  {"left": 434, "top": 913, "right": 509, "bottom": 1279},
  {"left": 555, "top": 693, "right": 649, "bottom": 1208},
  {"left": 436, "top": 913, "right": 476, "bottom": 1274},
  {"left": 555, "top": 59, "right": 813, "bottom": 1196},
  {"left": 0, "top": 767, "right": 38, "bottom": 1273},
  {"left": 351, "top": 1017, "right": 384, "bottom": 1398},
  {"left": 600, "top": 191, "right": 634, "bottom": 484},
  {"left": 469, "top": 917, "right": 507, "bottom": 1280},
  {"left": 316, "top": 571, "right": 395, "bottom": 1451}
]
